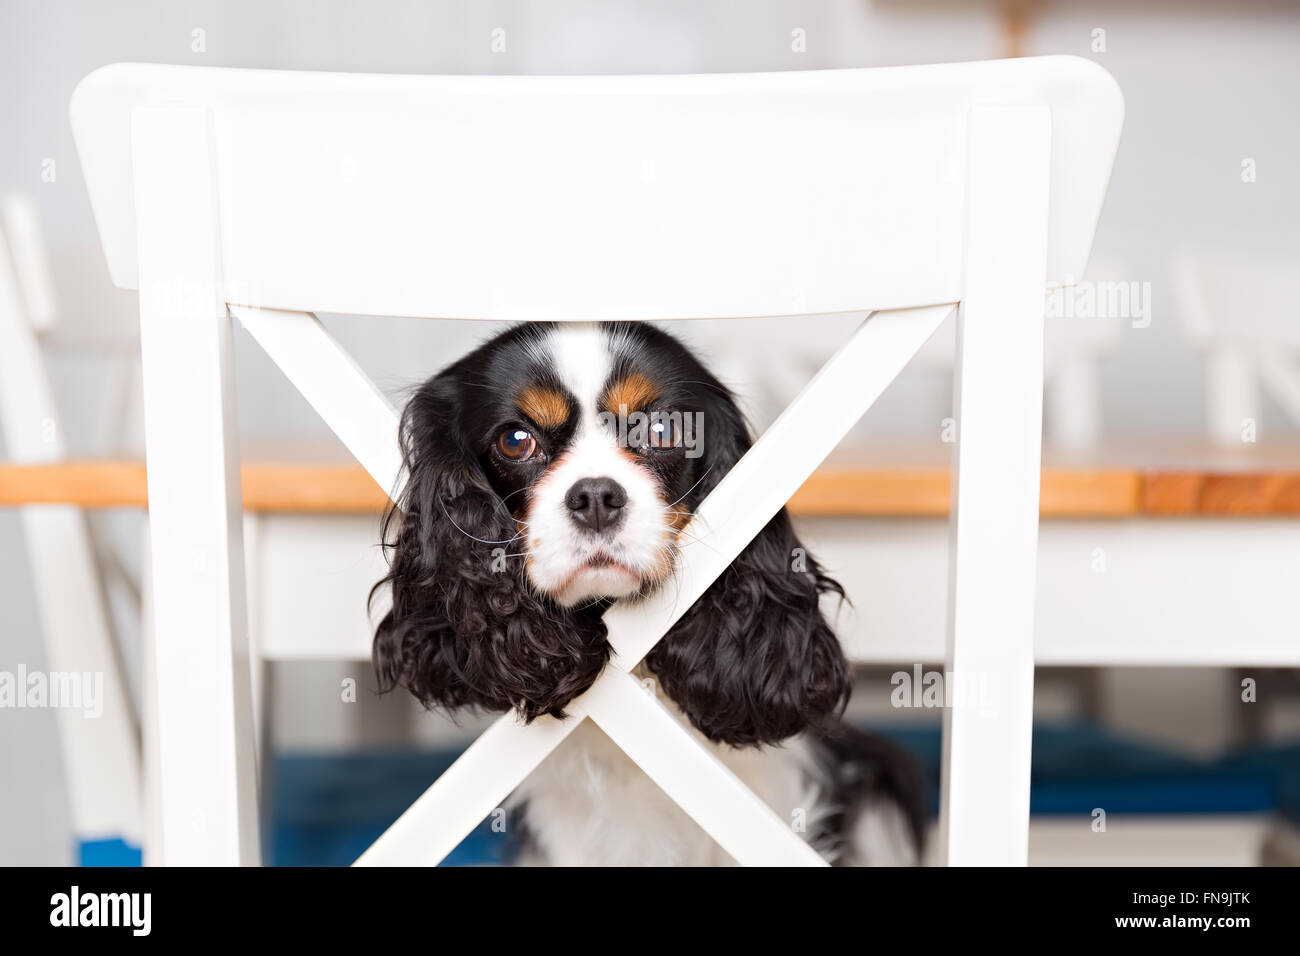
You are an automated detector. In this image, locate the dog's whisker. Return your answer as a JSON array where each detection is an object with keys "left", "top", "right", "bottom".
[
  {"left": 438, "top": 503, "right": 525, "bottom": 546},
  {"left": 665, "top": 466, "right": 714, "bottom": 508}
]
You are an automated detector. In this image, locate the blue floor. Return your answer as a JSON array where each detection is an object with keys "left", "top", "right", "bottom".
[
  {"left": 79, "top": 837, "right": 143, "bottom": 867},
  {"left": 882, "top": 723, "right": 1288, "bottom": 818},
  {"left": 79, "top": 722, "right": 1300, "bottom": 866},
  {"left": 268, "top": 748, "right": 514, "bottom": 866}
]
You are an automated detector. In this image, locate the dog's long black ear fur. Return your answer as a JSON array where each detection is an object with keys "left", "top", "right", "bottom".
[
  {"left": 372, "top": 375, "right": 609, "bottom": 721},
  {"left": 645, "top": 390, "right": 851, "bottom": 747}
]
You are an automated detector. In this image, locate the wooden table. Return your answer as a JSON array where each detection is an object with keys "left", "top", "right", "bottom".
[
  {"left": 4, "top": 449, "right": 1298, "bottom": 668},
  {"left": 4, "top": 457, "right": 1300, "bottom": 516}
]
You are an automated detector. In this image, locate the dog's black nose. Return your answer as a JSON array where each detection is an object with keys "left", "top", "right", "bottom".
[{"left": 565, "top": 477, "right": 627, "bottom": 534}]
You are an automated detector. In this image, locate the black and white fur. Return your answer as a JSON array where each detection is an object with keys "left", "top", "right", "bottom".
[{"left": 373, "top": 322, "right": 926, "bottom": 865}]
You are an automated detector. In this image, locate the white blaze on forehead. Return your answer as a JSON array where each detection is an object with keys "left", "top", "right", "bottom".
[
  {"left": 526, "top": 324, "right": 674, "bottom": 605},
  {"left": 544, "top": 323, "right": 614, "bottom": 433}
]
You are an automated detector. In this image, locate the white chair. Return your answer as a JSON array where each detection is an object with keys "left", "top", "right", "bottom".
[
  {"left": 70, "top": 57, "right": 1122, "bottom": 866},
  {"left": 0, "top": 195, "right": 143, "bottom": 859},
  {"left": 912, "top": 257, "right": 1129, "bottom": 451},
  {"left": 688, "top": 256, "right": 1128, "bottom": 454},
  {"left": 1172, "top": 253, "right": 1300, "bottom": 445}
]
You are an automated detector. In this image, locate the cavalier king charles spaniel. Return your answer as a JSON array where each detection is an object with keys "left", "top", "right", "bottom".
[{"left": 373, "top": 321, "right": 926, "bottom": 866}]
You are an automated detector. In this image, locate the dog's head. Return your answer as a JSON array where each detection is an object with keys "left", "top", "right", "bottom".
[{"left": 373, "top": 322, "right": 849, "bottom": 745}]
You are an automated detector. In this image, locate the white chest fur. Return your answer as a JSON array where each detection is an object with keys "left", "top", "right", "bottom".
[{"left": 509, "top": 710, "right": 833, "bottom": 867}]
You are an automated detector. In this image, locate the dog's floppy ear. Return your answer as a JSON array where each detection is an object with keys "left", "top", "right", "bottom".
[
  {"left": 372, "top": 374, "right": 609, "bottom": 721},
  {"left": 645, "top": 395, "right": 850, "bottom": 747}
]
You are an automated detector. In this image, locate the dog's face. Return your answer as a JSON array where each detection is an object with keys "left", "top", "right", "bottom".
[
  {"left": 374, "top": 322, "right": 849, "bottom": 746},
  {"left": 456, "top": 324, "right": 708, "bottom": 607}
]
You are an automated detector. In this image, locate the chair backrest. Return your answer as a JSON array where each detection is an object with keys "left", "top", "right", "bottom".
[{"left": 71, "top": 57, "right": 1122, "bottom": 322}]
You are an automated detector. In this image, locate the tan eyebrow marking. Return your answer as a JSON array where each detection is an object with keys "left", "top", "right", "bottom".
[
  {"left": 602, "top": 371, "right": 660, "bottom": 415},
  {"left": 516, "top": 386, "right": 570, "bottom": 429}
]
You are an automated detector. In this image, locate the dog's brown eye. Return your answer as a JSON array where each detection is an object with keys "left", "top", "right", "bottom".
[
  {"left": 497, "top": 427, "right": 538, "bottom": 462},
  {"left": 648, "top": 417, "right": 680, "bottom": 449}
]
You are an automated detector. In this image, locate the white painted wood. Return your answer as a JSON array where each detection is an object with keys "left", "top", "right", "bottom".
[
  {"left": 259, "top": 305, "right": 943, "bottom": 664},
  {"left": 241, "top": 513, "right": 269, "bottom": 777},
  {"left": 16, "top": 509, "right": 144, "bottom": 846},
  {"left": 897, "top": 259, "right": 1125, "bottom": 451},
  {"left": 1258, "top": 353, "right": 1300, "bottom": 428},
  {"left": 357, "top": 305, "right": 951, "bottom": 865},
  {"left": 358, "top": 664, "right": 831, "bottom": 867},
  {"left": 823, "top": 517, "right": 1300, "bottom": 668},
  {"left": 1171, "top": 254, "right": 1244, "bottom": 444},
  {"left": 139, "top": 516, "right": 162, "bottom": 865},
  {"left": 1206, "top": 351, "right": 1258, "bottom": 446},
  {"left": 354, "top": 711, "right": 588, "bottom": 866},
  {"left": 72, "top": 61, "right": 1123, "bottom": 867},
  {"left": 232, "top": 306, "right": 404, "bottom": 495},
  {"left": 72, "top": 59, "right": 1122, "bottom": 321},
  {"left": 133, "top": 107, "right": 259, "bottom": 866},
  {"left": 1038, "top": 259, "right": 1126, "bottom": 450},
  {"left": 598, "top": 306, "right": 955, "bottom": 669},
  {"left": 242, "top": 510, "right": 278, "bottom": 857},
  {"left": 0, "top": 206, "right": 143, "bottom": 847},
  {"left": 585, "top": 672, "right": 827, "bottom": 866},
  {"left": 939, "top": 106, "right": 1052, "bottom": 867},
  {"left": 0, "top": 227, "right": 62, "bottom": 462},
  {"left": 257, "top": 515, "right": 391, "bottom": 660},
  {"left": 141, "top": 512, "right": 273, "bottom": 860},
  {"left": 0, "top": 195, "right": 58, "bottom": 333},
  {"left": 1172, "top": 253, "right": 1300, "bottom": 442},
  {"left": 1173, "top": 253, "right": 1300, "bottom": 351},
  {"left": 258, "top": 515, "right": 1300, "bottom": 669}
]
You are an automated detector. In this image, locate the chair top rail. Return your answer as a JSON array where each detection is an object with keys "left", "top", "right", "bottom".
[{"left": 72, "top": 57, "right": 1122, "bottom": 322}]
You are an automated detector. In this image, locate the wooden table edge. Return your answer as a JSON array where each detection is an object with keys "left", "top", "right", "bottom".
[{"left": 2, "top": 460, "right": 1299, "bottom": 517}]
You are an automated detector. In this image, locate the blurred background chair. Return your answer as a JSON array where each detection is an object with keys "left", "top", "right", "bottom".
[
  {"left": 0, "top": 193, "right": 142, "bottom": 863},
  {"left": 694, "top": 257, "right": 1128, "bottom": 455},
  {"left": 1173, "top": 253, "right": 1300, "bottom": 447}
]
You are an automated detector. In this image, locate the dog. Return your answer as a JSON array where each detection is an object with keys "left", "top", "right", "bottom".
[{"left": 373, "top": 321, "right": 926, "bottom": 865}]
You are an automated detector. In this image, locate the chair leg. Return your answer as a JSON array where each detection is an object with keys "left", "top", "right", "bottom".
[
  {"left": 134, "top": 106, "right": 260, "bottom": 865},
  {"left": 0, "top": 225, "right": 142, "bottom": 853},
  {"left": 940, "top": 105, "right": 1052, "bottom": 866},
  {"left": 1206, "top": 350, "right": 1257, "bottom": 446},
  {"left": 139, "top": 518, "right": 162, "bottom": 865}
]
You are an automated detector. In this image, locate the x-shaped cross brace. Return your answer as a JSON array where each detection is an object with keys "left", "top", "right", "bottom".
[{"left": 234, "top": 302, "right": 954, "bottom": 867}]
